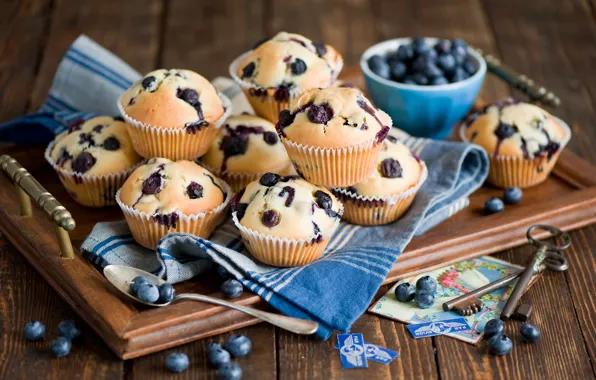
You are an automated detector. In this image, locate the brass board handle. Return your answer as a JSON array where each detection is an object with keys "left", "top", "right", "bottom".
[
  {"left": 0, "top": 154, "right": 75, "bottom": 259},
  {"left": 473, "top": 47, "right": 561, "bottom": 108}
]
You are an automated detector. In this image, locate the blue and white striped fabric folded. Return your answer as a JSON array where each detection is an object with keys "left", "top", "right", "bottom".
[{"left": 1, "top": 36, "right": 489, "bottom": 339}]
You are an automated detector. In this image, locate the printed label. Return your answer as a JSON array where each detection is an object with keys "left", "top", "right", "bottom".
[
  {"left": 337, "top": 333, "right": 368, "bottom": 369},
  {"left": 364, "top": 343, "right": 399, "bottom": 364},
  {"left": 406, "top": 317, "right": 471, "bottom": 339}
]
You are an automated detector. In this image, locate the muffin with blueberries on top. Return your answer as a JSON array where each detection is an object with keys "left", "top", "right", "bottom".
[
  {"left": 230, "top": 32, "right": 343, "bottom": 123},
  {"left": 231, "top": 172, "right": 343, "bottom": 267},
  {"left": 332, "top": 132, "right": 427, "bottom": 225},
  {"left": 276, "top": 86, "right": 391, "bottom": 188},
  {"left": 45, "top": 116, "right": 142, "bottom": 207},
  {"left": 117, "top": 158, "right": 231, "bottom": 249},
  {"left": 118, "top": 69, "right": 231, "bottom": 160},
  {"left": 461, "top": 99, "right": 570, "bottom": 188},
  {"left": 200, "top": 114, "right": 293, "bottom": 192}
]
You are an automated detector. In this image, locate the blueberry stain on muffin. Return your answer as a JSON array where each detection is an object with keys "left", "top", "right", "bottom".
[
  {"left": 71, "top": 152, "right": 96, "bottom": 180},
  {"left": 103, "top": 136, "right": 120, "bottom": 151},
  {"left": 380, "top": 158, "right": 403, "bottom": 178},
  {"left": 67, "top": 119, "right": 85, "bottom": 133},
  {"left": 241, "top": 62, "right": 256, "bottom": 79},
  {"left": 186, "top": 181, "right": 204, "bottom": 199},
  {"left": 142, "top": 171, "right": 164, "bottom": 195},
  {"left": 278, "top": 186, "right": 296, "bottom": 207},
  {"left": 152, "top": 213, "right": 180, "bottom": 228},
  {"left": 307, "top": 103, "right": 334, "bottom": 124},
  {"left": 142, "top": 76, "right": 157, "bottom": 91},
  {"left": 261, "top": 209, "right": 280, "bottom": 227},
  {"left": 176, "top": 88, "right": 209, "bottom": 133}
]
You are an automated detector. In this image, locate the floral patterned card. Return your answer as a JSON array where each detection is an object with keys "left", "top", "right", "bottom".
[{"left": 368, "top": 256, "right": 537, "bottom": 345}]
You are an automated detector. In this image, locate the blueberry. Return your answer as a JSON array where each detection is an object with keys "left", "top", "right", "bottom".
[
  {"left": 389, "top": 61, "right": 407, "bottom": 81},
  {"left": 435, "top": 39, "right": 452, "bottom": 54},
  {"left": 312, "top": 41, "right": 327, "bottom": 57},
  {"left": 403, "top": 77, "right": 417, "bottom": 85},
  {"left": 235, "top": 203, "right": 248, "bottom": 221},
  {"left": 57, "top": 320, "right": 81, "bottom": 340},
  {"left": 158, "top": 283, "right": 175, "bottom": 304},
  {"left": 380, "top": 158, "right": 403, "bottom": 178},
  {"left": 520, "top": 323, "right": 541, "bottom": 343},
  {"left": 221, "top": 135, "right": 248, "bottom": 157},
  {"left": 23, "top": 321, "right": 45, "bottom": 341},
  {"left": 314, "top": 190, "right": 333, "bottom": 210},
  {"left": 103, "top": 136, "right": 120, "bottom": 151},
  {"left": 503, "top": 187, "right": 523, "bottom": 204},
  {"left": 261, "top": 209, "right": 280, "bottom": 227},
  {"left": 483, "top": 318, "right": 504, "bottom": 339},
  {"left": 130, "top": 275, "right": 150, "bottom": 295},
  {"left": 412, "top": 37, "right": 430, "bottom": 55},
  {"left": 216, "top": 363, "right": 243, "bottom": 380},
  {"left": 177, "top": 88, "right": 199, "bottom": 106},
  {"left": 307, "top": 103, "right": 334, "bottom": 124},
  {"left": 136, "top": 283, "right": 160, "bottom": 303},
  {"left": 368, "top": 55, "right": 390, "bottom": 79},
  {"left": 221, "top": 279, "right": 243, "bottom": 298},
  {"left": 263, "top": 131, "right": 278, "bottom": 145},
  {"left": 142, "top": 172, "right": 162, "bottom": 195},
  {"left": 207, "top": 344, "right": 231, "bottom": 368},
  {"left": 431, "top": 76, "right": 449, "bottom": 86},
  {"left": 290, "top": 58, "right": 307, "bottom": 75},
  {"left": 278, "top": 109, "right": 295, "bottom": 128},
  {"left": 186, "top": 182, "right": 203, "bottom": 199},
  {"left": 412, "top": 56, "right": 430, "bottom": 73},
  {"left": 241, "top": 62, "right": 256, "bottom": 79},
  {"left": 452, "top": 45, "right": 468, "bottom": 66},
  {"left": 494, "top": 122, "right": 517, "bottom": 139},
  {"left": 411, "top": 73, "right": 429, "bottom": 86},
  {"left": 141, "top": 76, "right": 156, "bottom": 90},
  {"left": 218, "top": 265, "right": 234, "bottom": 280},
  {"left": 437, "top": 54, "right": 456, "bottom": 73},
  {"left": 50, "top": 337, "right": 72, "bottom": 357},
  {"left": 450, "top": 67, "right": 469, "bottom": 83},
  {"left": 463, "top": 59, "right": 477, "bottom": 75},
  {"left": 396, "top": 44, "right": 414, "bottom": 61},
  {"left": 423, "top": 62, "right": 442, "bottom": 78},
  {"left": 71, "top": 151, "right": 96, "bottom": 174},
  {"left": 165, "top": 352, "right": 189, "bottom": 373},
  {"left": 484, "top": 197, "right": 505, "bottom": 214},
  {"left": 416, "top": 275, "right": 437, "bottom": 293},
  {"left": 421, "top": 48, "right": 438, "bottom": 62},
  {"left": 224, "top": 335, "right": 252, "bottom": 357},
  {"left": 488, "top": 334, "right": 513, "bottom": 356},
  {"left": 415, "top": 292, "right": 435, "bottom": 309},
  {"left": 260, "top": 172, "right": 280, "bottom": 187},
  {"left": 452, "top": 38, "right": 467, "bottom": 49},
  {"left": 394, "top": 282, "right": 416, "bottom": 302}
]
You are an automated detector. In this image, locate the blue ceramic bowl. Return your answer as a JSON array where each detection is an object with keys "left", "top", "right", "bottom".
[{"left": 361, "top": 37, "right": 486, "bottom": 139}]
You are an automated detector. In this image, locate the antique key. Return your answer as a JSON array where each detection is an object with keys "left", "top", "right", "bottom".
[{"left": 500, "top": 225, "right": 570, "bottom": 320}]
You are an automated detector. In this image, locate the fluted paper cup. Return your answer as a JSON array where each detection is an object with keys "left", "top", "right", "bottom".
[
  {"left": 459, "top": 117, "right": 571, "bottom": 189},
  {"left": 331, "top": 162, "right": 428, "bottom": 225},
  {"left": 117, "top": 92, "right": 232, "bottom": 160},
  {"left": 116, "top": 180, "right": 232, "bottom": 249},
  {"left": 231, "top": 203, "right": 343, "bottom": 267}
]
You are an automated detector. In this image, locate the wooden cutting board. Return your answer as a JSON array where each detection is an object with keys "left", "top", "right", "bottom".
[{"left": 1, "top": 68, "right": 595, "bottom": 359}]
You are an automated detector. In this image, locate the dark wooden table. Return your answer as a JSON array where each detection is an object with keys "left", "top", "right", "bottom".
[{"left": 1, "top": 0, "right": 596, "bottom": 378}]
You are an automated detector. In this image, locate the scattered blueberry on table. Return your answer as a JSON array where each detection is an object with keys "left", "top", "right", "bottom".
[
  {"left": 395, "top": 282, "right": 416, "bottom": 302},
  {"left": 520, "top": 323, "right": 541, "bottom": 343},
  {"left": 207, "top": 342, "right": 232, "bottom": 368},
  {"left": 503, "top": 187, "right": 523, "bottom": 204},
  {"left": 368, "top": 37, "right": 477, "bottom": 85},
  {"left": 488, "top": 334, "right": 513, "bottom": 356},
  {"left": 484, "top": 197, "right": 505, "bottom": 214},
  {"left": 136, "top": 283, "right": 160, "bottom": 303},
  {"left": 158, "top": 283, "right": 175, "bottom": 304},
  {"left": 483, "top": 319, "right": 504, "bottom": 339},
  {"left": 57, "top": 320, "right": 81, "bottom": 340},
  {"left": 130, "top": 275, "right": 149, "bottom": 296},
  {"left": 50, "top": 337, "right": 72, "bottom": 358},
  {"left": 221, "top": 279, "right": 244, "bottom": 299},
  {"left": 23, "top": 321, "right": 45, "bottom": 341},
  {"left": 416, "top": 275, "right": 437, "bottom": 293},
  {"left": 218, "top": 265, "right": 234, "bottom": 280},
  {"left": 165, "top": 352, "right": 190, "bottom": 373},
  {"left": 414, "top": 291, "right": 435, "bottom": 309},
  {"left": 216, "top": 362, "right": 243, "bottom": 380},
  {"left": 224, "top": 335, "right": 252, "bottom": 358}
]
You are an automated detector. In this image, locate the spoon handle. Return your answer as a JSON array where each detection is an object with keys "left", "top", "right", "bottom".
[{"left": 176, "top": 293, "right": 319, "bottom": 335}]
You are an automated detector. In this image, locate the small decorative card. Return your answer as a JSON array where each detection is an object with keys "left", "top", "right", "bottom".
[{"left": 368, "top": 256, "right": 534, "bottom": 345}]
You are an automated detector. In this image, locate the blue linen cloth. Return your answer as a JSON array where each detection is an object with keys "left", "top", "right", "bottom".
[{"left": 1, "top": 36, "right": 489, "bottom": 339}]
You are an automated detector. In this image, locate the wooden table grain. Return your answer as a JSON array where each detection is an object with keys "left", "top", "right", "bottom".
[{"left": 1, "top": 0, "right": 595, "bottom": 378}]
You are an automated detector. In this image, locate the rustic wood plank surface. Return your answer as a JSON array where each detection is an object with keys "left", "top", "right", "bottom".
[{"left": 1, "top": 0, "right": 596, "bottom": 379}]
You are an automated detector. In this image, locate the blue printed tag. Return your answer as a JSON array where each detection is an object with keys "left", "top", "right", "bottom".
[
  {"left": 406, "top": 317, "right": 471, "bottom": 339},
  {"left": 364, "top": 343, "right": 399, "bottom": 364},
  {"left": 337, "top": 333, "right": 368, "bottom": 369}
]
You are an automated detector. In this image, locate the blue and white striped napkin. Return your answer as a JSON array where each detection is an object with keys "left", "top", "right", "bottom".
[{"left": 0, "top": 36, "right": 489, "bottom": 339}]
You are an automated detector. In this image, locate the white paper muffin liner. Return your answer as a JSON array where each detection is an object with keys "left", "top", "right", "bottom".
[
  {"left": 231, "top": 202, "right": 344, "bottom": 267},
  {"left": 44, "top": 141, "right": 140, "bottom": 207},
  {"left": 331, "top": 162, "right": 428, "bottom": 225},
  {"left": 115, "top": 180, "right": 232, "bottom": 249},
  {"left": 117, "top": 92, "right": 232, "bottom": 160},
  {"left": 459, "top": 116, "right": 571, "bottom": 189},
  {"left": 199, "top": 161, "right": 294, "bottom": 192},
  {"left": 229, "top": 51, "right": 344, "bottom": 123},
  {"left": 281, "top": 136, "right": 383, "bottom": 188}
]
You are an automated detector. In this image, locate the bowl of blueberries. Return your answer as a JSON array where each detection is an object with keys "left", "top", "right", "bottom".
[{"left": 361, "top": 37, "right": 486, "bottom": 139}]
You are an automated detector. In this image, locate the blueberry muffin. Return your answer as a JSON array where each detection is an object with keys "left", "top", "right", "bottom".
[
  {"left": 117, "top": 158, "right": 231, "bottom": 249},
  {"left": 200, "top": 114, "right": 293, "bottom": 192},
  {"left": 44, "top": 116, "right": 142, "bottom": 207},
  {"left": 461, "top": 99, "right": 570, "bottom": 188},
  {"left": 118, "top": 69, "right": 231, "bottom": 160},
  {"left": 332, "top": 133, "right": 427, "bottom": 225},
  {"left": 230, "top": 32, "right": 343, "bottom": 123},
  {"left": 277, "top": 86, "right": 391, "bottom": 187},
  {"left": 231, "top": 173, "right": 343, "bottom": 267}
]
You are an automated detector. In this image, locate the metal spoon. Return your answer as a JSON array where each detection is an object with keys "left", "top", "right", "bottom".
[{"left": 103, "top": 264, "right": 319, "bottom": 335}]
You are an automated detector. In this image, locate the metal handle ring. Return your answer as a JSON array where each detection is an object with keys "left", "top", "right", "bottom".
[
  {"left": 543, "top": 253, "right": 569, "bottom": 271},
  {"left": 527, "top": 224, "right": 571, "bottom": 251}
]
